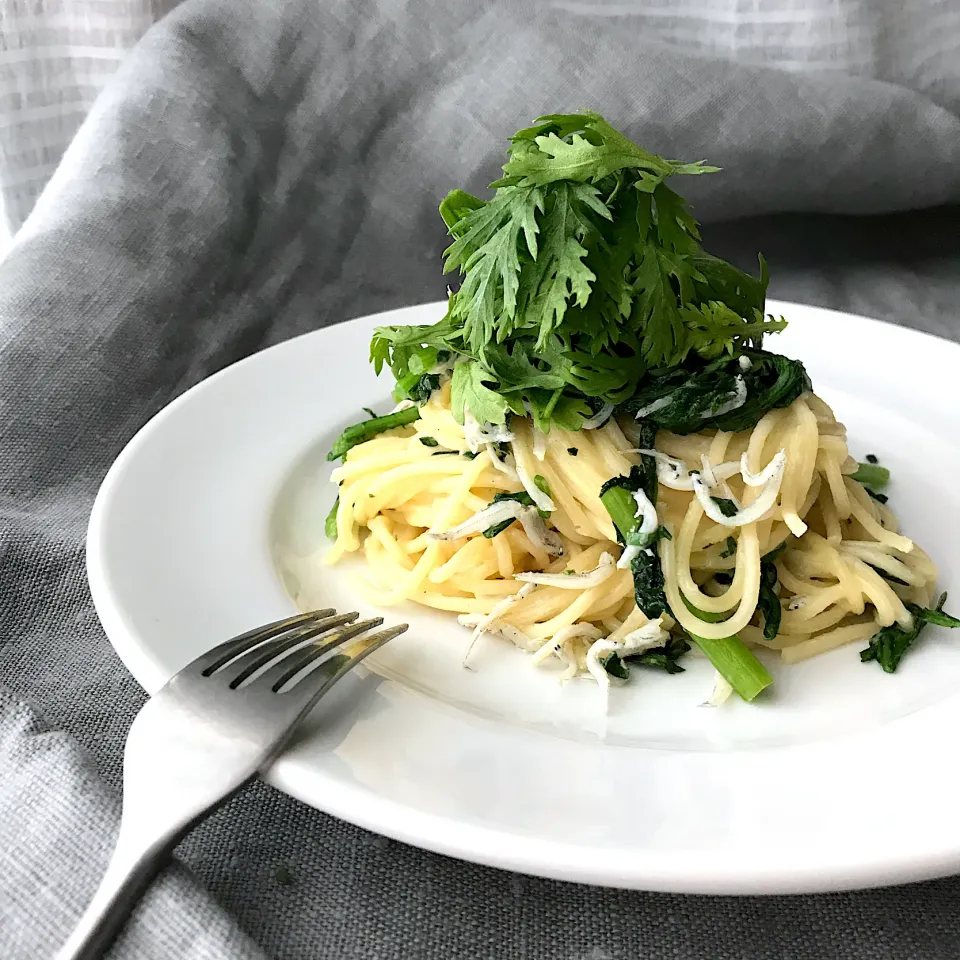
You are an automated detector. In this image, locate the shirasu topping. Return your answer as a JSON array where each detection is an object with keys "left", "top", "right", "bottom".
[
  {"left": 633, "top": 395, "right": 672, "bottom": 420},
  {"left": 516, "top": 461, "right": 556, "bottom": 513},
  {"left": 692, "top": 450, "right": 787, "bottom": 527},
  {"left": 429, "top": 500, "right": 563, "bottom": 555},
  {"left": 581, "top": 403, "right": 615, "bottom": 430},
  {"left": 458, "top": 582, "right": 538, "bottom": 664},
  {"left": 515, "top": 552, "right": 616, "bottom": 588},
  {"left": 463, "top": 412, "right": 514, "bottom": 453},
  {"left": 634, "top": 449, "right": 739, "bottom": 492}
]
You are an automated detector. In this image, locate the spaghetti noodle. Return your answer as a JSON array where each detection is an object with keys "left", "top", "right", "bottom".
[{"left": 325, "top": 381, "right": 938, "bottom": 694}]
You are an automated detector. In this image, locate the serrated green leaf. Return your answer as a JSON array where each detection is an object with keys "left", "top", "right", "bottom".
[
  {"left": 443, "top": 186, "right": 542, "bottom": 353},
  {"left": 370, "top": 312, "right": 461, "bottom": 379},
  {"left": 450, "top": 360, "right": 510, "bottom": 425},
  {"left": 505, "top": 129, "right": 668, "bottom": 187},
  {"left": 651, "top": 183, "right": 700, "bottom": 254},
  {"left": 547, "top": 394, "right": 594, "bottom": 431},
  {"left": 480, "top": 339, "right": 568, "bottom": 392},
  {"left": 439, "top": 189, "right": 486, "bottom": 237},
  {"left": 369, "top": 111, "right": 790, "bottom": 434},
  {"left": 565, "top": 339, "right": 644, "bottom": 400},
  {"left": 690, "top": 252, "right": 768, "bottom": 319},
  {"left": 513, "top": 183, "right": 600, "bottom": 349},
  {"left": 680, "top": 303, "right": 787, "bottom": 361},
  {"left": 510, "top": 111, "right": 606, "bottom": 144},
  {"left": 500, "top": 112, "right": 717, "bottom": 190},
  {"left": 629, "top": 245, "right": 686, "bottom": 366}
]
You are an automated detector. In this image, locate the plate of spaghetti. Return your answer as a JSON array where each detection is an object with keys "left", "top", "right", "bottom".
[{"left": 89, "top": 112, "right": 960, "bottom": 893}]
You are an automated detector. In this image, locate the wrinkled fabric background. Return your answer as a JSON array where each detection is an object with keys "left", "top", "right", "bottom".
[{"left": 1, "top": 0, "right": 959, "bottom": 957}]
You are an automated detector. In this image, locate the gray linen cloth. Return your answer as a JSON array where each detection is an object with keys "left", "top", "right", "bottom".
[{"left": 2, "top": 0, "right": 960, "bottom": 957}]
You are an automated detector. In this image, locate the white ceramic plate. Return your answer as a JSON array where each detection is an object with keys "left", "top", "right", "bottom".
[{"left": 88, "top": 299, "right": 960, "bottom": 894}]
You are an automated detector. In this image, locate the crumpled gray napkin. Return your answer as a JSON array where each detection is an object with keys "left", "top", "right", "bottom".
[
  {"left": 2, "top": 0, "right": 960, "bottom": 958},
  {"left": 0, "top": 686, "right": 266, "bottom": 959}
]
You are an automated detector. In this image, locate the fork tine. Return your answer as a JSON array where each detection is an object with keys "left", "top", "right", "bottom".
[
  {"left": 283, "top": 624, "right": 409, "bottom": 705},
  {"left": 217, "top": 612, "right": 360, "bottom": 687},
  {"left": 260, "top": 617, "right": 385, "bottom": 692},
  {"left": 191, "top": 609, "right": 336, "bottom": 675}
]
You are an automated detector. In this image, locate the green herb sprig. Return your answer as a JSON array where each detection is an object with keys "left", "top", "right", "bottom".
[
  {"left": 371, "top": 111, "right": 796, "bottom": 431},
  {"left": 861, "top": 593, "right": 960, "bottom": 672}
]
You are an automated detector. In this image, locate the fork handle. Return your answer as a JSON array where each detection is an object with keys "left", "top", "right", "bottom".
[{"left": 55, "top": 822, "right": 175, "bottom": 960}]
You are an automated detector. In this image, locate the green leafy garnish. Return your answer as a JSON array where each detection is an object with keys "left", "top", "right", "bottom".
[
  {"left": 919, "top": 604, "right": 960, "bottom": 628},
  {"left": 419, "top": 436, "right": 440, "bottom": 447},
  {"left": 629, "top": 552, "right": 668, "bottom": 620},
  {"left": 620, "top": 350, "right": 810, "bottom": 434},
  {"left": 720, "top": 536, "right": 737, "bottom": 559},
  {"left": 757, "top": 554, "right": 782, "bottom": 641},
  {"left": 629, "top": 635, "right": 692, "bottom": 673},
  {"left": 567, "top": 447, "right": 579, "bottom": 456},
  {"left": 602, "top": 653, "right": 630, "bottom": 680},
  {"left": 603, "top": 635, "right": 692, "bottom": 680},
  {"left": 876, "top": 569, "right": 909, "bottom": 587},
  {"left": 534, "top": 474, "right": 552, "bottom": 498},
  {"left": 371, "top": 316, "right": 456, "bottom": 384},
  {"left": 451, "top": 360, "right": 510, "bottom": 425},
  {"left": 371, "top": 111, "right": 794, "bottom": 431},
  {"left": 860, "top": 593, "right": 960, "bottom": 672},
  {"left": 763, "top": 541, "right": 788, "bottom": 564},
  {"left": 400, "top": 373, "right": 440, "bottom": 405},
  {"left": 327, "top": 406, "right": 420, "bottom": 461},
  {"left": 495, "top": 112, "right": 718, "bottom": 189}
]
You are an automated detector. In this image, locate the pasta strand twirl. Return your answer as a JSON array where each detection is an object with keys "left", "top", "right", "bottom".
[{"left": 324, "top": 386, "right": 934, "bottom": 680}]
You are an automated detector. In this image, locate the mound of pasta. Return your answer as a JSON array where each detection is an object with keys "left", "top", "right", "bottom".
[
  {"left": 327, "top": 382, "right": 942, "bottom": 702},
  {"left": 323, "top": 111, "right": 959, "bottom": 703}
]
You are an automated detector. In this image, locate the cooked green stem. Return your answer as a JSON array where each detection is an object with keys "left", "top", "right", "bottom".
[
  {"left": 688, "top": 630, "right": 774, "bottom": 702},
  {"left": 851, "top": 462, "right": 890, "bottom": 488},
  {"left": 681, "top": 595, "right": 773, "bottom": 701},
  {"left": 600, "top": 485, "right": 667, "bottom": 550},
  {"left": 327, "top": 406, "right": 420, "bottom": 461},
  {"left": 601, "top": 486, "right": 639, "bottom": 540}
]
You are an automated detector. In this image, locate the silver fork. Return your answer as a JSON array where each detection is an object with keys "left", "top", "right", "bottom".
[{"left": 56, "top": 608, "right": 407, "bottom": 960}]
